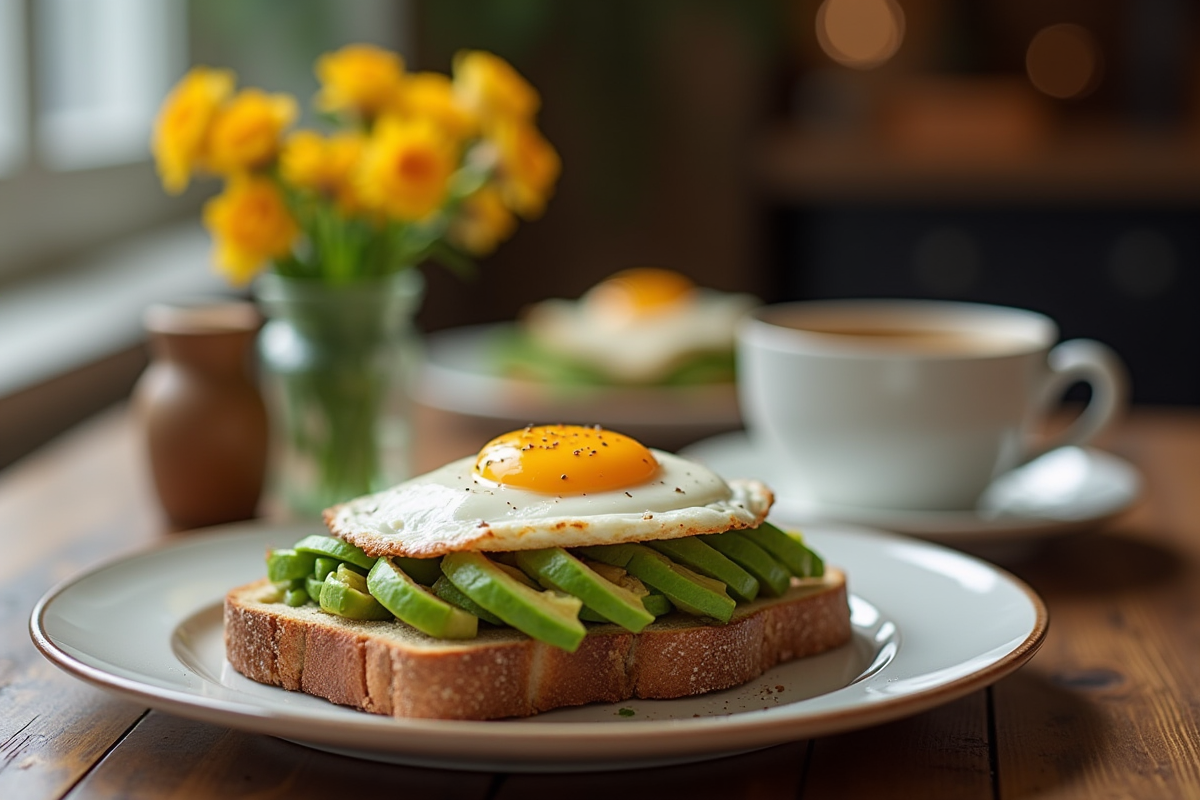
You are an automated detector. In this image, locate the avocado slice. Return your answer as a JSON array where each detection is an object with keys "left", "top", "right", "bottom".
[
  {"left": 578, "top": 542, "right": 736, "bottom": 622},
  {"left": 641, "top": 592, "right": 673, "bottom": 617},
  {"left": 578, "top": 558, "right": 650, "bottom": 597},
  {"left": 743, "top": 522, "right": 825, "bottom": 578},
  {"left": 647, "top": 538, "right": 760, "bottom": 603},
  {"left": 294, "top": 534, "right": 375, "bottom": 571},
  {"left": 575, "top": 543, "right": 641, "bottom": 569},
  {"left": 313, "top": 556, "right": 339, "bottom": 581},
  {"left": 701, "top": 531, "right": 792, "bottom": 597},
  {"left": 581, "top": 591, "right": 673, "bottom": 622},
  {"left": 515, "top": 548, "right": 655, "bottom": 633},
  {"left": 783, "top": 528, "right": 826, "bottom": 577},
  {"left": 367, "top": 558, "right": 478, "bottom": 639},
  {"left": 595, "top": 544, "right": 733, "bottom": 623},
  {"left": 442, "top": 552, "right": 586, "bottom": 652},
  {"left": 319, "top": 565, "right": 392, "bottom": 620},
  {"left": 391, "top": 555, "right": 444, "bottom": 586},
  {"left": 432, "top": 576, "right": 505, "bottom": 625},
  {"left": 266, "top": 548, "right": 317, "bottom": 582}
]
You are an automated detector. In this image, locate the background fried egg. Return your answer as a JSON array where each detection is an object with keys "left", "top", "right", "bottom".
[
  {"left": 521, "top": 268, "right": 758, "bottom": 383},
  {"left": 326, "top": 425, "right": 773, "bottom": 557}
]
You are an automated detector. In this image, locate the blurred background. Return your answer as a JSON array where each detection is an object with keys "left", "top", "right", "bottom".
[{"left": 2, "top": 0, "right": 1198, "bottom": 470}]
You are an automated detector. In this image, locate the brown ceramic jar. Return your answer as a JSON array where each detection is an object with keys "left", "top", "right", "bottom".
[{"left": 133, "top": 301, "right": 268, "bottom": 530}]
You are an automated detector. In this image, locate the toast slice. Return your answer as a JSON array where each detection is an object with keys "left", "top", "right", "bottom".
[{"left": 224, "top": 569, "right": 851, "bottom": 720}]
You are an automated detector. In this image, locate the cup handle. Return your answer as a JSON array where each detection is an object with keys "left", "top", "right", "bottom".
[{"left": 1022, "top": 338, "right": 1129, "bottom": 463}]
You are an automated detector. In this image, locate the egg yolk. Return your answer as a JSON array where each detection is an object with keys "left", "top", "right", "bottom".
[
  {"left": 474, "top": 424, "right": 659, "bottom": 494},
  {"left": 586, "top": 268, "right": 695, "bottom": 319}
]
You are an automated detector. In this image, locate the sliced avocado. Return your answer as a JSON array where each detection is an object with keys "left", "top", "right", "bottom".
[
  {"left": 266, "top": 548, "right": 317, "bottom": 582},
  {"left": 701, "top": 531, "right": 792, "bottom": 597},
  {"left": 783, "top": 528, "right": 826, "bottom": 577},
  {"left": 647, "top": 538, "right": 759, "bottom": 603},
  {"left": 294, "top": 534, "right": 375, "bottom": 571},
  {"left": 305, "top": 575, "right": 325, "bottom": 602},
  {"left": 391, "top": 555, "right": 443, "bottom": 586},
  {"left": 575, "top": 543, "right": 641, "bottom": 569},
  {"left": 579, "top": 558, "right": 650, "bottom": 597},
  {"left": 367, "top": 558, "right": 477, "bottom": 639},
  {"left": 442, "top": 551, "right": 586, "bottom": 652},
  {"left": 494, "top": 559, "right": 541, "bottom": 589},
  {"left": 515, "top": 548, "right": 655, "bottom": 633},
  {"left": 581, "top": 593, "right": 671, "bottom": 622},
  {"left": 621, "top": 544, "right": 736, "bottom": 623},
  {"left": 313, "top": 556, "right": 339, "bottom": 581},
  {"left": 744, "top": 522, "right": 825, "bottom": 578},
  {"left": 641, "top": 592, "right": 673, "bottom": 617},
  {"left": 335, "top": 563, "right": 369, "bottom": 592},
  {"left": 282, "top": 587, "right": 309, "bottom": 607},
  {"left": 432, "top": 576, "right": 505, "bottom": 625},
  {"left": 319, "top": 568, "right": 392, "bottom": 620}
]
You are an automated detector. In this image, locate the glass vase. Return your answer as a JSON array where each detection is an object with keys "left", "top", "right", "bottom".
[{"left": 255, "top": 269, "right": 424, "bottom": 518}]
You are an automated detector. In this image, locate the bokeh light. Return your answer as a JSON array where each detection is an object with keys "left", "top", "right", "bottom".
[
  {"left": 816, "top": 0, "right": 905, "bottom": 70},
  {"left": 1025, "top": 23, "right": 1102, "bottom": 100}
]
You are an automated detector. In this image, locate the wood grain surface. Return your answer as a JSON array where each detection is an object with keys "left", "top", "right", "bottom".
[{"left": 2, "top": 404, "right": 1198, "bottom": 799}]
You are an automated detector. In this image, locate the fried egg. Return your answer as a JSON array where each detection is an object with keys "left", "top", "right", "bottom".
[
  {"left": 522, "top": 268, "right": 758, "bottom": 383},
  {"left": 325, "top": 424, "right": 773, "bottom": 558}
]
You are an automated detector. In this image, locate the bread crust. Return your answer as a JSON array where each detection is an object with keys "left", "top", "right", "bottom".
[{"left": 224, "top": 570, "right": 851, "bottom": 720}]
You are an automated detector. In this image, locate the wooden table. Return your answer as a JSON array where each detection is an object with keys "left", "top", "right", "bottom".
[{"left": 4, "top": 404, "right": 1200, "bottom": 799}]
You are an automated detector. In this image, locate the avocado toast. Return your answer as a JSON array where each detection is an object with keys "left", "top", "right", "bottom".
[{"left": 224, "top": 425, "right": 852, "bottom": 720}]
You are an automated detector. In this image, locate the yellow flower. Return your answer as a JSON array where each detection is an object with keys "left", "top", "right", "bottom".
[
  {"left": 394, "top": 72, "right": 478, "bottom": 141},
  {"left": 279, "top": 130, "right": 327, "bottom": 189},
  {"left": 452, "top": 50, "right": 539, "bottom": 127},
  {"left": 152, "top": 67, "right": 235, "bottom": 194},
  {"left": 315, "top": 44, "right": 405, "bottom": 118},
  {"left": 357, "top": 116, "right": 456, "bottom": 221},
  {"left": 491, "top": 119, "right": 560, "bottom": 219},
  {"left": 280, "top": 130, "right": 364, "bottom": 211},
  {"left": 449, "top": 186, "right": 517, "bottom": 255},
  {"left": 202, "top": 176, "right": 298, "bottom": 285},
  {"left": 204, "top": 88, "right": 297, "bottom": 176}
]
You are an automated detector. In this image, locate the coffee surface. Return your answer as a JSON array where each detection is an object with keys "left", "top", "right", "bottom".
[{"left": 791, "top": 325, "right": 1026, "bottom": 355}]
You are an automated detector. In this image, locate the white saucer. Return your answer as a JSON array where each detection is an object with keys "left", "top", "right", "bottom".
[{"left": 680, "top": 432, "right": 1142, "bottom": 546}]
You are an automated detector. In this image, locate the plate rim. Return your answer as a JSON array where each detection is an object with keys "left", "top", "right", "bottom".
[{"left": 29, "top": 521, "right": 1049, "bottom": 768}]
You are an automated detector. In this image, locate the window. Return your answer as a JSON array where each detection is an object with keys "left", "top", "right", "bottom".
[
  {"left": 0, "top": 0, "right": 25, "bottom": 177},
  {"left": 35, "top": 0, "right": 186, "bottom": 171}
]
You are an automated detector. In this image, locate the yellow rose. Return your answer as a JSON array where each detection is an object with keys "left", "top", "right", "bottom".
[
  {"left": 152, "top": 67, "right": 235, "bottom": 194},
  {"left": 202, "top": 176, "right": 298, "bottom": 285},
  {"left": 357, "top": 116, "right": 456, "bottom": 221},
  {"left": 316, "top": 44, "right": 405, "bottom": 118},
  {"left": 491, "top": 119, "right": 560, "bottom": 219},
  {"left": 449, "top": 186, "right": 517, "bottom": 256},
  {"left": 394, "top": 72, "right": 478, "bottom": 141},
  {"left": 204, "top": 88, "right": 296, "bottom": 176},
  {"left": 452, "top": 50, "right": 539, "bottom": 127}
]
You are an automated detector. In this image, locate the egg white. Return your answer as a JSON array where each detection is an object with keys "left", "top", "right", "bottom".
[
  {"left": 523, "top": 289, "right": 757, "bottom": 383},
  {"left": 325, "top": 449, "right": 774, "bottom": 558}
]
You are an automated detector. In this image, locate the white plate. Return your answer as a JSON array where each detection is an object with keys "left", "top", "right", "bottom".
[
  {"left": 682, "top": 432, "right": 1142, "bottom": 546},
  {"left": 31, "top": 521, "right": 1046, "bottom": 772},
  {"left": 414, "top": 323, "right": 741, "bottom": 448}
]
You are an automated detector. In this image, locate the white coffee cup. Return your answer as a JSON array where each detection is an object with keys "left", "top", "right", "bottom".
[{"left": 736, "top": 299, "right": 1129, "bottom": 511}]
